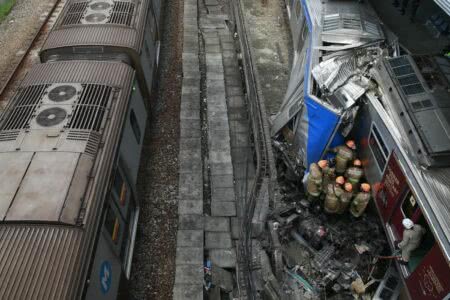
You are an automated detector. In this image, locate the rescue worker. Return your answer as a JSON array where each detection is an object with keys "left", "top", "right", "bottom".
[
  {"left": 395, "top": 218, "right": 426, "bottom": 265},
  {"left": 306, "top": 162, "right": 322, "bottom": 202},
  {"left": 349, "top": 183, "right": 371, "bottom": 217},
  {"left": 345, "top": 159, "right": 364, "bottom": 191},
  {"left": 337, "top": 182, "right": 353, "bottom": 214},
  {"left": 324, "top": 176, "right": 344, "bottom": 214},
  {"left": 318, "top": 160, "right": 335, "bottom": 195},
  {"left": 330, "top": 140, "right": 355, "bottom": 175}
]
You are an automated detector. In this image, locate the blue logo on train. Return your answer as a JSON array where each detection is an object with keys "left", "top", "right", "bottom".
[{"left": 99, "top": 260, "right": 112, "bottom": 294}]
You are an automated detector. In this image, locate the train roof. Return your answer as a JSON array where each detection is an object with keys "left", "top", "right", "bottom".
[
  {"left": 41, "top": 0, "right": 149, "bottom": 56},
  {"left": 370, "top": 57, "right": 450, "bottom": 257},
  {"left": 0, "top": 60, "right": 134, "bottom": 299}
]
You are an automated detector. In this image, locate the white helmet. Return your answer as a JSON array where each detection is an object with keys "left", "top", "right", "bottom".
[{"left": 402, "top": 218, "right": 414, "bottom": 229}]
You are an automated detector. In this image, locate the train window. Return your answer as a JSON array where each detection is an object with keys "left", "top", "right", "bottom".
[
  {"left": 401, "top": 193, "right": 417, "bottom": 218},
  {"left": 130, "top": 109, "right": 141, "bottom": 144},
  {"left": 369, "top": 124, "right": 388, "bottom": 171},
  {"left": 120, "top": 195, "right": 137, "bottom": 277},
  {"left": 105, "top": 204, "right": 121, "bottom": 244},
  {"left": 113, "top": 171, "right": 124, "bottom": 197}
]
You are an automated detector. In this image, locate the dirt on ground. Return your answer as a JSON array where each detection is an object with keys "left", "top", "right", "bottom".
[
  {"left": 0, "top": 0, "right": 58, "bottom": 96},
  {"left": 128, "top": 0, "right": 183, "bottom": 298}
]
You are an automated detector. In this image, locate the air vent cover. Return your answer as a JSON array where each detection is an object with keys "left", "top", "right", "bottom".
[
  {"left": 61, "top": 0, "right": 136, "bottom": 26},
  {"left": 0, "top": 85, "right": 49, "bottom": 131},
  {"left": 67, "top": 84, "right": 113, "bottom": 131},
  {"left": 388, "top": 56, "right": 425, "bottom": 96},
  {"left": 43, "top": 83, "right": 82, "bottom": 104},
  {"left": 36, "top": 107, "right": 68, "bottom": 127}
]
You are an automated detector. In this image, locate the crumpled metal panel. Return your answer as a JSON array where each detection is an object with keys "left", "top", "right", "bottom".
[
  {"left": 321, "top": 0, "right": 384, "bottom": 45},
  {"left": 312, "top": 55, "right": 358, "bottom": 93}
]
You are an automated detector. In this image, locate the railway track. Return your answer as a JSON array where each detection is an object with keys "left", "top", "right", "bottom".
[
  {"left": 230, "top": 0, "right": 277, "bottom": 298},
  {"left": 0, "top": 0, "right": 64, "bottom": 104}
]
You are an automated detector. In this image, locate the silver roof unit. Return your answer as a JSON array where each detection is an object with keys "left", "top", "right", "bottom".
[{"left": 382, "top": 55, "right": 450, "bottom": 167}]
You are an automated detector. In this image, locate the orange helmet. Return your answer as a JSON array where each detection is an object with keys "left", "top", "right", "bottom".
[
  {"left": 318, "top": 160, "right": 328, "bottom": 169},
  {"left": 346, "top": 140, "right": 356, "bottom": 150},
  {"left": 361, "top": 183, "right": 371, "bottom": 192},
  {"left": 344, "top": 182, "right": 353, "bottom": 192},
  {"left": 354, "top": 159, "right": 362, "bottom": 167},
  {"left": 336, "top": 176, "right": 345, "bottom": 185}
]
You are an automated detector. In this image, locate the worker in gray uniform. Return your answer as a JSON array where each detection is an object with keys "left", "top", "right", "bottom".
[
  {"left": 337, "top": 182, "right": 353, "bottom": 214},
  {"left": 306, "top": 162, "right": 322, "bottom": 202},
  {"left": 324, "top": 176, "right": 344, "bottom": 214},
  {"left": 345, "top": 159, "right": 364, "bottom": 191},
  {"left": 318, "top": 160, "right": 335, "bottom": 197},
  {"left": 330, "top": 140, "right": 355, "bottom": 175},
  {"left": 396, "top": 218, "right": 426, "bottom": 265},
  {"left": 350, "top": 183, "right": 371, "bottom": 217}
]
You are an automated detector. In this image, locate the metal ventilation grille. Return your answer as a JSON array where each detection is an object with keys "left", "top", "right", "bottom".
[
  {"left": 61, "top": 1, "right": 135, "bottom": 26},
  {"left": 67, "top": 130, "right": 101, "bottom": 156},
  {"left": 108, "top": 1, "right": 135, "bottom": 26},
  {"left": 342, "top": 15, "right": 361, "bottom": 30},
  {"left": 67, "top": 130, "right": 90, "bottom": 141},
  {"left": 0, "top": 130, "right": 20, "bottom": 142},
  {"left": 0, "top": 85, "right": 49, "bottom": 131},
  {"left": 411, "top": 99, "right": 433, "bottom": 111},
  {"left": 364, "top": 20, "right": 380, "bottom": 36},
  {"left": 323, "top": 14, "right": 340, "bottom": 32},
  {"left": 388, "top": 56, "right": 425, "bottom": 96},
  {"left": 67, "top": 84, "right": 113, "bottom": 131},
  {"left": 85, "top": 131, "right": 101, "bottom": 156},
  {"left": 61, "top": 2, "right": 89, "bottom": 26}
]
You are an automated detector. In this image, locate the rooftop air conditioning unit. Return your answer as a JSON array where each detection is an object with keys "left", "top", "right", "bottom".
[{"left": 81, "top": 0, "right": 114, "bottom": 24}]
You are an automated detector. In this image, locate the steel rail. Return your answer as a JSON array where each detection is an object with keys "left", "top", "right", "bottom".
[
  {"left": 230, "top": 0, "right": 276, "bottom": 298},
  {"left": 0, "top": 0, "right": 63, "bottom": 101}
]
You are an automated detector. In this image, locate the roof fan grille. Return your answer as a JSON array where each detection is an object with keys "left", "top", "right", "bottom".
[
  {"left": 108, "top": 1, "right": 135, "bottom": 26},
  {"left": 0, "top": 84, "right": 49, "bottom": 131},
  {"left": 67, "top": 84, "right": 113, "bottom": 131},
  {"left": 61, "top": 2, "right": 89, "bottom": 26},
  {"left": 48, "top": 85, "right": 78, "bottom": 102},
  {"left": 83, "top": 12, "right": 108, "bottom": 23},
  {"left": 90, "top": 1, "right": 112, "bottom": 10},
  {"left": 36, "top": 107, "right": 68, "bottom": 127}
]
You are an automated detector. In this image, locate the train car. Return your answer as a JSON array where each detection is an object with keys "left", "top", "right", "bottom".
[
  {"left": 0, "top": 60, "right": 147, "bottom": 300},
  {"left": 273, "top": 0, "right": 450, "bottom": 298},
  {"left": 40, "top": 0, "right": 160, "bottom": 105}
]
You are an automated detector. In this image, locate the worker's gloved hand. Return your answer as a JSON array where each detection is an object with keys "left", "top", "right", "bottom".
[{"left": 394, "top": 240, "right": 400, "bottom": 249}]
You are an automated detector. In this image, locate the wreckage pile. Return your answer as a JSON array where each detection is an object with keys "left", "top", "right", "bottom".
[
  {"left": 263, "top": 143, "right": 390, "bottom": 298},
  {"left": 265, "top": 200, "right": 389, "bottom": 299}
]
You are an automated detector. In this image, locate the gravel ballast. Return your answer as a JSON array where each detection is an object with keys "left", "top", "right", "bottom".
[{"left": 128, "top": 0, "right": 183, "bottom": 297}]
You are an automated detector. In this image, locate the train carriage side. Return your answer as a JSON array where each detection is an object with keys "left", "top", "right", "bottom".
[
  {"left": 351, "top": 60, "right": 450, "bottom": 299},
  {"left": 0, "top": 60, "right": 147, "bottom": 300},
  {"left": 39, "top": 0, "right": 160, "bottom": 107}
]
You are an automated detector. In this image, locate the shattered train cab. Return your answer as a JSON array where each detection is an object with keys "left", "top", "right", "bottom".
[{"left": 270, "top": 0, "right": 450, "bottom": 299}]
